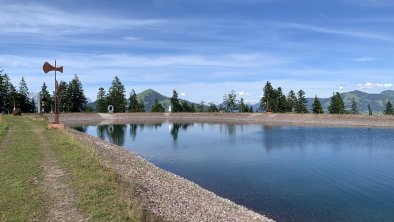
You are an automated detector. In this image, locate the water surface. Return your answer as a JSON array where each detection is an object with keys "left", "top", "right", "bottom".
[{"left": 76, "top": 123, "right": 394, "bottom": 222}]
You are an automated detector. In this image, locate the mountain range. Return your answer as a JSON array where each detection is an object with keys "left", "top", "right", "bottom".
[
  {"left": 307, "top": 90, "right": 394, "bottom": 114},
  {"left": 87, "top": 89, "right": 394, "bottom": 114}
]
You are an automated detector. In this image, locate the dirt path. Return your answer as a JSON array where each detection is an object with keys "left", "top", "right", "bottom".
[{"left": 27, "top": 120, "right": 88, "bottom": 222}]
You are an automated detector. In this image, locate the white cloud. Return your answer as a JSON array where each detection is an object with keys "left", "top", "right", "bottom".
[
  {"left": 180, "top": 92, "right": 186, "bottom": 96},
  {"left": 358, "top": 82, "right": 393, "bottom": 89},
  {"left": 279, "top": 22, "right": 394, "bottom": 42},
  {"left": 123, "top": 36, "right": 140, "bottom": 41},
  {"left": 0, "top": 3, "right": 165, "bottom": 36},
  {"left": 352, "top": 57, "right": 376, "bottom": 62},
  {"left": 237, "top": 91, "right": 251, "bottom": 96}
]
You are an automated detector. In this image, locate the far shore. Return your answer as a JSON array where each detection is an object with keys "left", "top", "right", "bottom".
[{"left": 46, "top": 112, "right": 394, "bottom": 128}]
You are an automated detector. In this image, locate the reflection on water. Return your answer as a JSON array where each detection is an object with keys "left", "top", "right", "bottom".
[
  {"left": 169, "top": 123, "right": 193, "bottom": 141},
  {"left": 96, "top": 124, "right": 127, "bottom": 146},
  {"left": 75, "top": 123, "right": 394, "bottom": 222},
  {"left": 91, "top": 123, "right": 250, "bottom": 145}
]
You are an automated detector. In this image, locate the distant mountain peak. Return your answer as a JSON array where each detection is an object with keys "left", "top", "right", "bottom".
[{"left": 380, "top": 90, "right": 394, "bottom": 95}]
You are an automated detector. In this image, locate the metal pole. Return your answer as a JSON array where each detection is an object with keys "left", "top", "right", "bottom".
[{"left": 54, "top": 60, "right": 59, "bottom": 124}]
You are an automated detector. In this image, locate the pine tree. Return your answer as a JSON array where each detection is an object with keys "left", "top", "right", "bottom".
[
  {"left": 96, "top": 87, "right": 108, "bottom": 113},
  {"left": 58, "top": 81, "right": 68, "bottom": 112},
  {"left": 384, "top": 100, "right": 394, "bottom": 115},
  {"left": 351, "top": 97, "right": 358, "bottom": 114},
  {"left": 40, "top": 82, "right": 53, "bottom": 113},
  {"left": 151, "top": 99, "right": 165, "bottom": 112},
  {"left": 312, "top": 96, "right": 324, "bottom": 114},
  {"left": 0, "top": 70, "right": 5, "bottom": 113},
  {"left": 239, "top": 97, "right": 246, "bottom": 112},
  {"left": 128, "top": 89, "right": 139, "bottom": 112},
  {"left": 295, "top": 90, "right": 308, "bottom": 113},
  {"left": 17, "top": 77, "right": 34, "bottom": 112},
  {"left": 107, "top": 76, "right": 126, "bottom": 113},
  {"left": 170, "top": 90, "right": 182, "bottom": 112},
  {"left": 0, "top": 74, "right": 17, "bottom": 113},
  {"left": 137, "top": 99, "right": 145, "bottom": 112},
  {"left": 286, "top": 90, "right": 297, "bottom": 112},
  {"left": 208, "top": 102, "right": 218, "bottom": 112},
  {"left": 197, "top": 101, "right": 205, "bottom": 112},
  {"left": 181, "top": 101, "right": 192, "bottom": 112},
  {"left": 66, "top": 74, "right": 87, "bottom": 112},
  {"left": 328, "top": 92, "right": 345, "bottom": 114},
  {"left": 223, "top": 90, "right": 238, "bottom": 112},
  {"left": 276, "top": 87, "right": 288, "bottom": 113},
  {"left": 260, "top": 81, "right": 276, "bottom": 112}
]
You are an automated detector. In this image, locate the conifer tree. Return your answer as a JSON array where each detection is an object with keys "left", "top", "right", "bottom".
[
  {"left": 128, "top": 89, "right": 139, "bottom": 112},
  {"left": 107, "top": 76, "right": 126, "bottom": 112},
  {"left": 137, "top": 99, "right": 145, "bottom": 112},
  {"left": 223, "top": 90, "right": 238, "bottom": 112},
  {"left": 239, "top": 97, "right": 247, "bottom": 112},
  {"left": 96, "top": 87, "right": 108, "bottom": 113},
  {"left": 260, "top": 81, "right": 276, "bottom": 112},
  {"left": 312, "top": 96, "right": 324, "bottom": 114},
  {"left": 328, "top": 92, "right": 345, "bottom": 114},
  {"left": 197, "top": 101, "right": 205, "bottom": 112},
  {"left": 170, "top": 90, "right": 183, "bottom": 112},
  {"left": 17, "top": 77, "right": 34, "bottom": 112},
  {"left": 66, "top": 74, "right": 87, "bottom": 112},
  {"left": 40, "top": 82, "right": 53, "bottom": 113},
  {"left": 58, "top": 81, "right": 68, "bottom": 112},
  {"left": 295, "top": 90, "right": 308, "bottom": 113},
  {"left": 277, "top": 87, "right": 288, "bottom": 113},
  {"left": 351, "top": 97, "right": 358, "bottom": 114},
  {"left": 384, "top": 100, "right": 394, "bottom": 115},
  {"left": 207, "top": 102, "right": 218, "bottom": 112},
  {"left": 286, "top": 90, "right": 297, "bottom": 112},
  {"left": 151, "top": 99, "right": 165, "bottom": 112}
]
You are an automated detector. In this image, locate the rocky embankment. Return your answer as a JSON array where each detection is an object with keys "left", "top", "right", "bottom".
[{"left": 67, "top": 128, "right": 274, "bottom": 222}]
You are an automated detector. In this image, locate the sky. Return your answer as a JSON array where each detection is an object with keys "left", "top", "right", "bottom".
[{"left": 1, "top": 0, "right": 394, "bottom": 104}]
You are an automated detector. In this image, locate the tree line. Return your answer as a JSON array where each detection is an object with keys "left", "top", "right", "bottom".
[
  {"left": 0, "top": 68, "right": 87, "bottom": 114},
  {"left": 2, "top": 67, "right": 394, "bottom": 115},
  {"left": 260, "top": 81, "right": 394, "bottom": 115},
  {"left": 1, "top": 69, "right": 36, "bottom": 113}
]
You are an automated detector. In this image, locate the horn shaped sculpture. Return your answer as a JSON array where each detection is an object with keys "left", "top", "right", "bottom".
[
  {"left": 43, "top": 61, "right": 63, "bottom": 73},
  {"left": 42, "top": 60, "right": 63, "bottom": 124}
]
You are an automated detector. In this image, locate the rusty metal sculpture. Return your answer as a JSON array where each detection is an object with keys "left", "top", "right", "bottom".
[{"left": 43, "top": 61, "right": 63, "bottom": 124}]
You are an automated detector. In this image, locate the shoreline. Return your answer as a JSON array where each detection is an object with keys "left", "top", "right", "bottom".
[
  {"left": 49, "top": 112, "right": 394, "bottom": 128},
  {"left": 67, "top": 126, "right": 274, "bottom": 222}
]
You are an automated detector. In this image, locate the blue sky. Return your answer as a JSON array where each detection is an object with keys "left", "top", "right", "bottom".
[{"left": 1, "top": 0, "right": 394, "bottom": 104}]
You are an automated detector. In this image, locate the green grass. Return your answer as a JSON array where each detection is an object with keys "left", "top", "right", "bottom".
[
  {"left": 0, "top": 116, "right": 46, "bottom": 221},
  {"left": 0, "top": 115, "right": 144, "bottom": 221},
  {"left": 43, "top": 121, "right": 143, "bottom": 221}
]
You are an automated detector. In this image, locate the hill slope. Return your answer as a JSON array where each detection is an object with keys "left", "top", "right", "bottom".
[
  {"left": 137, "top": 89, "right": 171, "bottom": 111},
  {"left": 307, "top": 90, "right": 394, "bottom": 114}
]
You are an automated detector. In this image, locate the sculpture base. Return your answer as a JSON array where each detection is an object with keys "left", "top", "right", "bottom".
[{"left": 48, "top": 123, "right": 64, "bottom": 129}]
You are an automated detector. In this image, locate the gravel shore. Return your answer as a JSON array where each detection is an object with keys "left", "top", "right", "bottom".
[
  {"left": 67, "top": 127, "right": 274, "bottom": 222},
  {"left": 51, "top": 112, "right": 394, "bottom": 222}
]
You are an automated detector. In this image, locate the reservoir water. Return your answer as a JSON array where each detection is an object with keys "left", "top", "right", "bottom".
[{"left": 75, "top": 123, "right": 394, "bottom": 222}]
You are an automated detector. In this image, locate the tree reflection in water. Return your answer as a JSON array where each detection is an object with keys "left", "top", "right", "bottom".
[
  {"left": 170, "top": 123, "right": 193, "bottom": 141},
  {"left": 96, "top": 124, "right": 127, "bottom": 146},
  {"left": 129, "top": 123, "right": 162, "bottom": 141}
]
